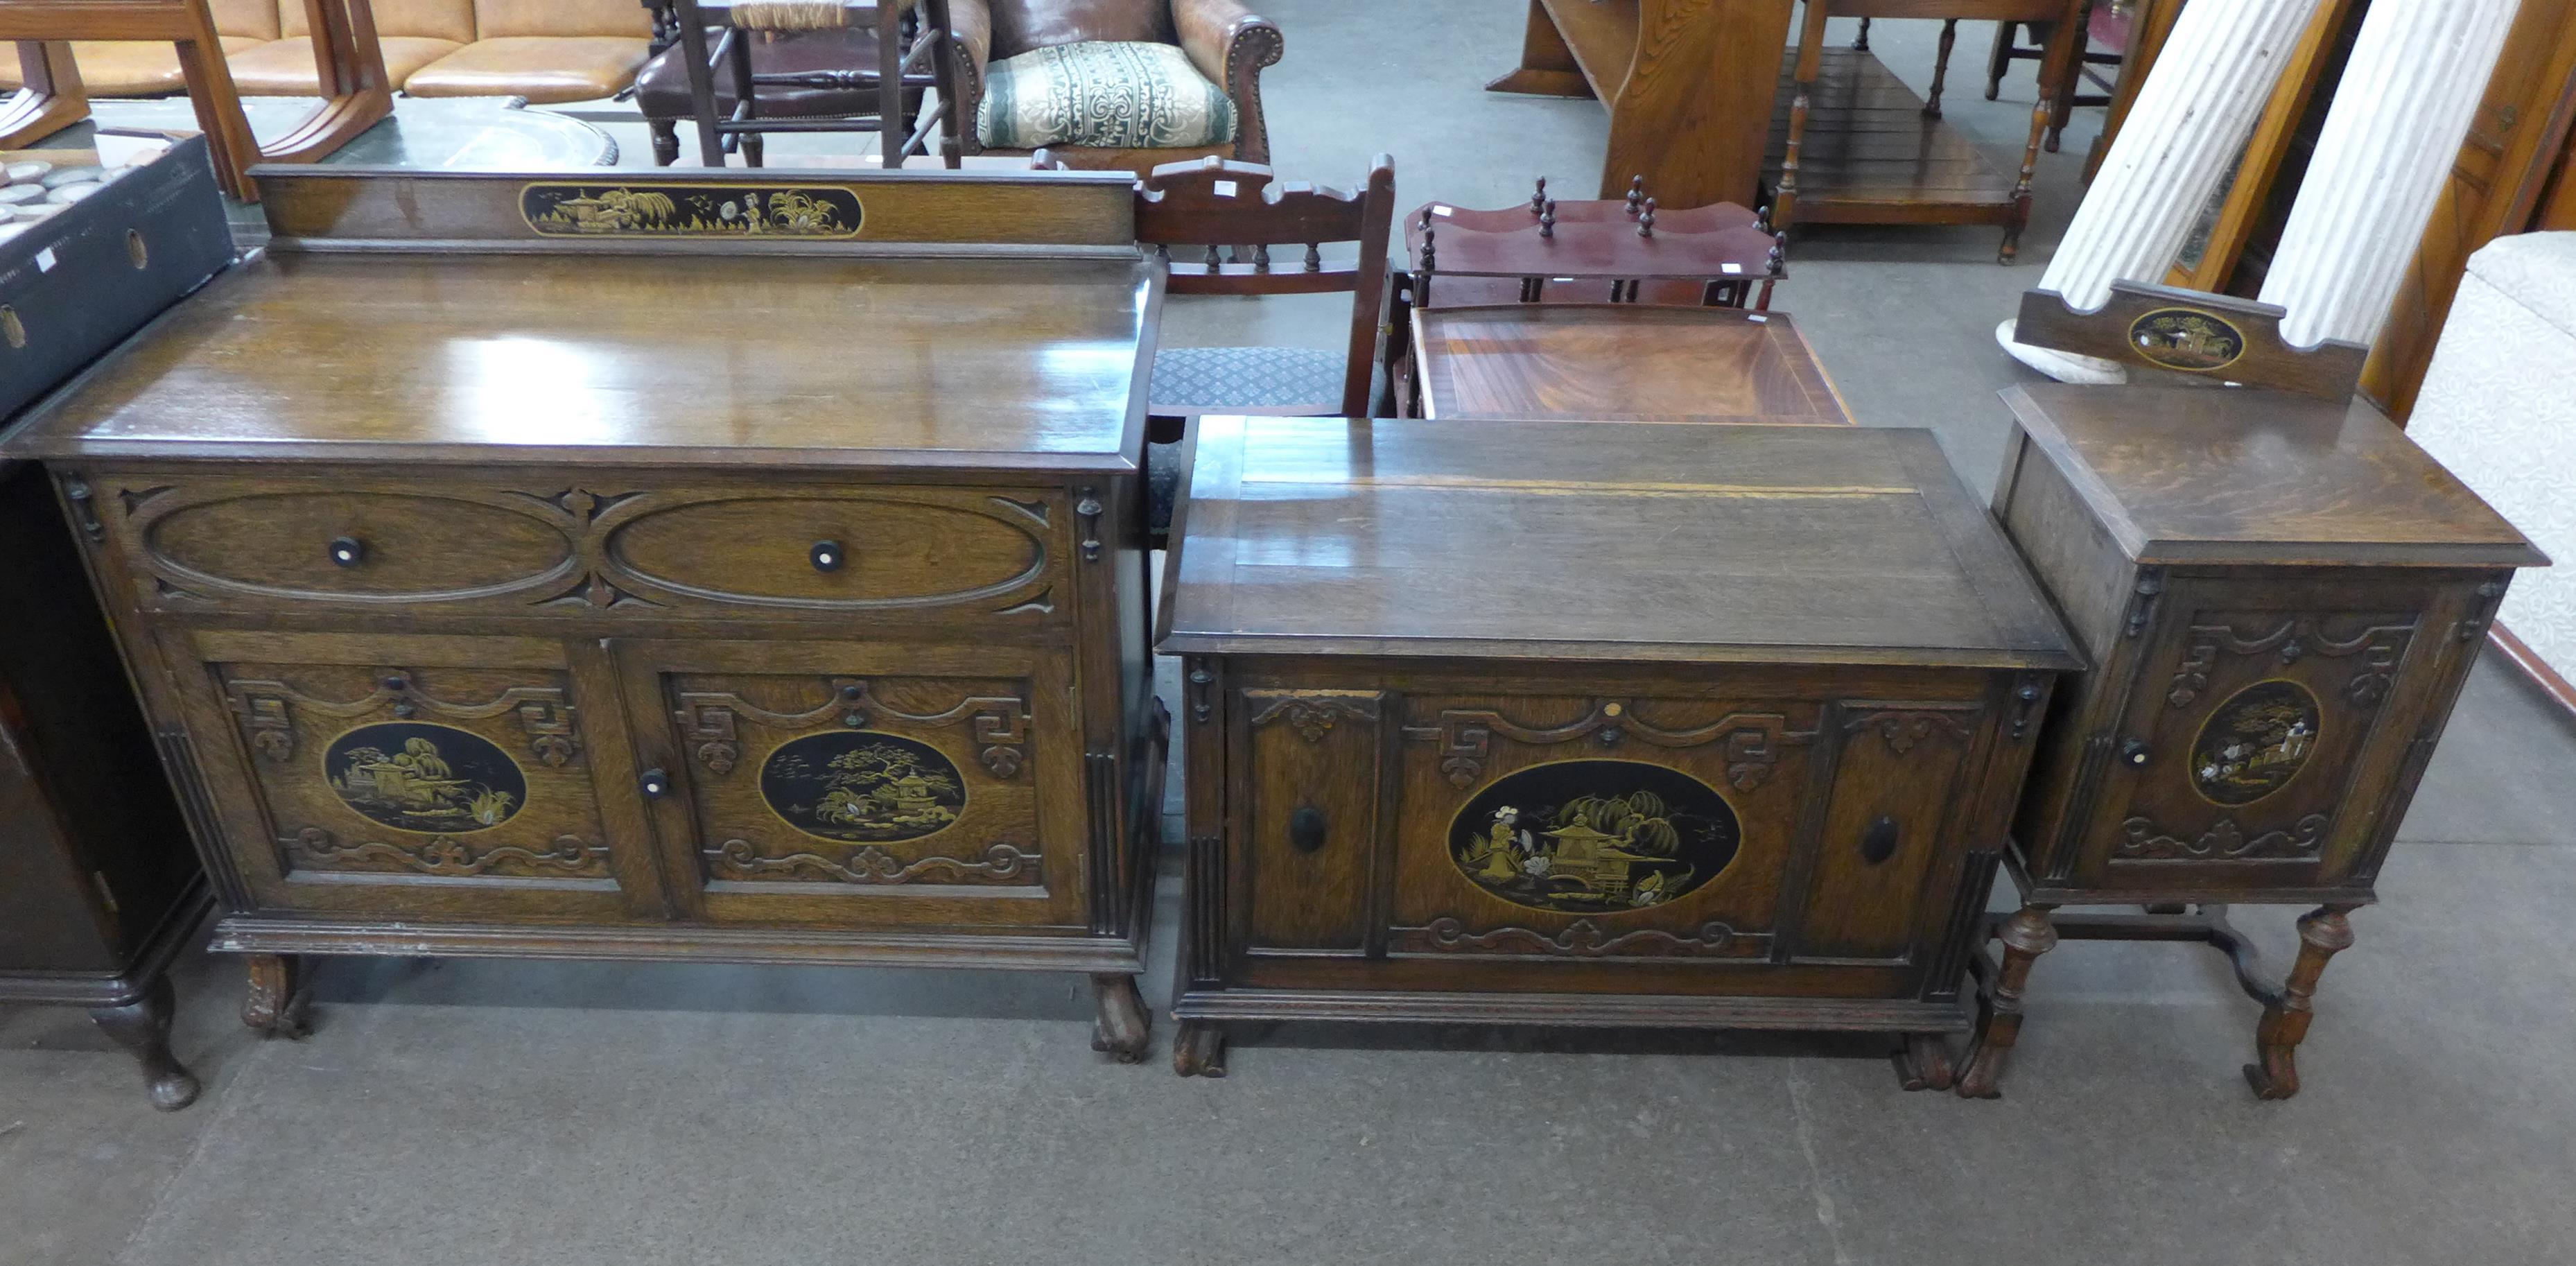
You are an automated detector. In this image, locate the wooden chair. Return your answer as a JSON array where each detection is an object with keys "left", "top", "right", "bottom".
[
  {"left": 1990, "top": 1, "right": 2124, "bottom": 153},
  {"left": 1133, "top": 154, "right": 1396, "bottom": 544},
  {"left": 667, "top": 0, "right": 961, "bottom": 167},
  {"left": 0, "top": 0, "right": 391, "bottom": 201}
]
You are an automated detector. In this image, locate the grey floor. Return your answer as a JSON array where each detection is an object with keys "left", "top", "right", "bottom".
[{"left": 13, "top": 8, "right": 2576, "bottom": 1265}]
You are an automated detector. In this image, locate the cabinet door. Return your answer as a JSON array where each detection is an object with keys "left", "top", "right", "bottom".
[
  {"left": 615, "top": 640, "right": 1089, "bottom": 930},
  {"left": 2084, "top": 576, "right": 2444, "bottom": 889},
  {"left": 165, "top": 629, "right": 661, "bottom": 922}
]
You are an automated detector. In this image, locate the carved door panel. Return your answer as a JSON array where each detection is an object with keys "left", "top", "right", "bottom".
[
  {"left": 614, "top": 640, "right": 1087, "bottom": 930},
  {"left": 1386, "top": 693, "right": 1829, "bottom": 968},
  {"left": 162, "top": 629, "right": 661, "bottom": 922},
  {"left": 2087, "top": 579, "right": 2435, "bottom": 888}
]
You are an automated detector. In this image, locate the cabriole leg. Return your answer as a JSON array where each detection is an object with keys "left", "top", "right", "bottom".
[
  {"left": 1956, "top": 905, "right": 2059, "bottom": 1098},
  {"left": 241, "top": 953, "right": 310, "bottom": 1039},
  {"left": 1089, "top": 973, "right": 1149, "bottom": 1063},
  {"left": 90, "top": 976, "right": 200, "bottom": 1111},
  {"left": 2244, "top": 905, "right": 2358, "bottom": 1100}
]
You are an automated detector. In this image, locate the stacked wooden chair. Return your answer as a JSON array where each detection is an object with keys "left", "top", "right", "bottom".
[{"left": 652, "top": 0, "right": 962, "bottom": 167}]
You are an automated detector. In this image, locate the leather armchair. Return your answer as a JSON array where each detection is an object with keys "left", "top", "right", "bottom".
[{"left": 948, "top": 0, "right": 1280, "bottom": 167}]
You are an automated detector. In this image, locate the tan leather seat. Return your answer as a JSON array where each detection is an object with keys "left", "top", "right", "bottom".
[
  {"left": 405, "top": 0, "right": 650, "bottom": 103},
  {"left": 403, "top": 36, "right": 648, "bottom": 102},
  {"left": 0, "top": 36, "right": 266, "bottom": 96},
  {"left": 226, "top": 36, "right": 466, "bottom": 94}
]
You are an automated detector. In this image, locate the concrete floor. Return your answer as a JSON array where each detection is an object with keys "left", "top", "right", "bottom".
[{"left": 13, "top": 8, "right": 2576, "bottom": 1265}]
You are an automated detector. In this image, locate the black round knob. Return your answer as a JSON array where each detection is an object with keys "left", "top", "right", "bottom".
[
  {"left": 640, "top": 768, "right": 670, "bottom": 799},
  {"left": 810, "top": 540, "right": 845, "bottom": 573},
  {"left": 329, "top": 537, "right": 365, "bottom": 568},
  {"left": 2120, "top": 739, "right": 2152, "bottom": 768}
]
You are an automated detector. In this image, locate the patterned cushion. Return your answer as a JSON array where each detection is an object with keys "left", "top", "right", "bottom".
[
  {"left": 976, "top": 40, "right": 1235, "bottom": 150},
  {"left": 1149, "top": 345, "right": 1347, "bottom": 414}
]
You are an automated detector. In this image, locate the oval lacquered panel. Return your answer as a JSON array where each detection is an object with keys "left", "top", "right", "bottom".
[
  {"left": 606, "top": 497, "right": 1044, "bottom": 607},
  {"left": 760, "top": 731, "right": 967, "bottom": 842},
  {"left": 2191, "top": 679, "right": 2323, "bottom": 806},
  {"left": 324, "top": 722, "right": 528, "bottom": 834},
  {"left": 1448, "top": 759, "right": 1742, "bottom": 914},
  {"left": 148, "top": 492, "right": 574, "bottom": 600}
]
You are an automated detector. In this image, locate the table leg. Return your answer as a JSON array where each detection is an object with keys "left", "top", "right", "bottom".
[
  {"left": 91, "top": 976, "right": 202, "bottom": 1111},
  {"left": 2244, "top": 905, "right": 2358, "bottom": 1100},
  {"left": 2003, "top": 0, "right": 2092, "bottom": 261},
  {"left": 1955, "top": 904, "right": 2058, "bottom": 1098}
]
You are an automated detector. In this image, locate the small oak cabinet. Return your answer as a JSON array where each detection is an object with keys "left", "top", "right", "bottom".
[
  {"left": 2, "top": 169, "right": 1169, "bottom": 1058},
  {"left": 1963, "top": 385, "right": 2546, "bottom": 1098},
  {"left": 1158, "top": 417, "right": 2080, "bottom": 1079}
]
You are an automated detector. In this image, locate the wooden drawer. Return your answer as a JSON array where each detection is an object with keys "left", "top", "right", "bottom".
[
  {"left": 82, "top": 473, "right": 1068, "bottom": 623},
  {"left": 616, "top": 639, "right": 1093, "bottom": 931},
  {"left": 161, "top": 628, "right": 663, "bottom": 924},
  {"left": 1216, "top": 675, "right": 2032, "bottom": 1000}
]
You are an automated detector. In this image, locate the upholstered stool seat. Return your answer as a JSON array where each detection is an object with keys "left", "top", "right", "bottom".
[
  {"left": 634, "top": 26, "right": 918, "bottom": 120},
  {"left": 975, "top": 40, "right": 1233, "bottom": 150}
]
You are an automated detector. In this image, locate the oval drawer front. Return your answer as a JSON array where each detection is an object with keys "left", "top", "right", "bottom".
[
  {"left": 606, "top": 496, "right": 1047, "bottom": 607},
  {"left": 147, "top": 493, "right": 576, "bottom": 600}
]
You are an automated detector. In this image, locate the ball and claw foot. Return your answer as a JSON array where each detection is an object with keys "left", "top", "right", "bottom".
[
  {"left": 1173, "top": 1021, "right": 1227, "bottom": 1077},
  {"left": 241, "top": 953, "right": 311, "bottom": 1039},
  {"left": 2242, "top": 905, "right": 2356, "bottom": 1100},
  {"left": 91, "top": 977, "right": 201, "bottom": 1111},
  {"left": 1892, "top": 1032, "right": 1956, "bottom": 1091},
  {"left": 1089, "top": 974, "right": 1149, "bottom": 1064}
]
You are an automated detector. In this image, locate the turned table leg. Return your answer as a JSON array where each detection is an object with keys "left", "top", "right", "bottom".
[
  {"left": 241, "top": 953, "right": 311, "bottom": 1039},
  {"left": 2245, "top": 904, "right": 2358, "bottom": 1100},
  {"left": 90, "top": 976, "right": 201, "bottom": 1111},
  {"left": 1089, "top": 973, "right": 1149, "bottom": 1063},
  {"left": 1956, "top": 904, "right": 2059, "bottom": 1098},
  {"left": 1172, "top": 1021, "right": 1228, "bottom": 1077}
]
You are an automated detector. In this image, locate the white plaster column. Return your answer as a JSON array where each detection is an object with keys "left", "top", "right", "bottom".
[
  {"left": 1998, "top": 0, "right": 2324, "bottom": 382},
  {"left": 2258, "top": 0, "right": 2520, "bottom": 348}
]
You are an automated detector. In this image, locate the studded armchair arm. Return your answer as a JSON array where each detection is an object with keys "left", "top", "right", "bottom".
[
  {"left": 1170, "top": 0, "right": 1281, "bottom": 164},
  {"left": 948, "top": 0, "right": 993, "bottom": 151}
]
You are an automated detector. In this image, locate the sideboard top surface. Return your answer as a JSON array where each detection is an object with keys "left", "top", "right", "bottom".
[
  {"left": 2003, "top": 385, "right": 2547, "bottom": 570},
  {"left": 6, "top": 250, "right": 1156, "bottom": 472},
  {"left": 1160, "top": 415, "right": 2080, "bottom": 670}
]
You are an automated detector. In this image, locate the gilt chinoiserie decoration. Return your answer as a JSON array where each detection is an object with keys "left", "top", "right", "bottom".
[
  {"left": 0, "top": 166, "right": 1167, "bottom": 1061},
  {"left": 1158, "top": 417, "right": 2078, "bottom": 1079},
  {"left": 1966, "top": 384, "right": 2546, "bottom": 1100},
  {"left": 521, "top": 183, "right": 864, "bottom": 239}
]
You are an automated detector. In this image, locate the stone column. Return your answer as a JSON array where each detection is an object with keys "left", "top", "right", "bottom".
[
  {"left": 2257, "top": 0, "right": 2520, "bottom": 349},
  {"left": 1998, "top": 0, "right": 2323, "bottom": 383}
]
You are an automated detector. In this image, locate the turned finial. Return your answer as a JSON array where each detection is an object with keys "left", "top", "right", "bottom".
[
  {"left": 1766, "top": 237, "right": 1785, "bottom": 274},
  {"left": 1538, "top": 198, "right": 1556, "bottom": 238},
  {"left": 1530, "top": 176, "right": 1548, "bottom": 216},
  {"left": 1625, "top": 175, "right": 1646, "bottom": 217},
  {"left": 1754, "top": 202, "right": 1773, "bottom": 234},
  {"left": 1419, "top": 210, "right": 1436, "bottom": 270},
  {"left": 1637, "top": 198, "right": 1656, "bottom": 237}
]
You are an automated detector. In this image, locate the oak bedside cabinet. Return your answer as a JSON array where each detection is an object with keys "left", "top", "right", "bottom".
[
  {"left": 1158, "top": 417, "right": 2080, "bottom": 1079},
  {"left": 1, "top": 166, "right": 1169, "bottom": 1059},
  {"left": 1960, "top": 384, "right": 2546, "bottom": 1099}
]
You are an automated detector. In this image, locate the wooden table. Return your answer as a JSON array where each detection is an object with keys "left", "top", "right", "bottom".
[
  {"left": 1411, "top": 304, "right": 1853, "bottom": 424},
  {"left": 1, "top": 165, "right": 1173, "bottom": 1059},
  {"left": 1489, "top": 0, "right": 2080, "bottom": 248},
  {"left": 1158, "top": 417, "right": 2078, "bottom": 1078}
]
